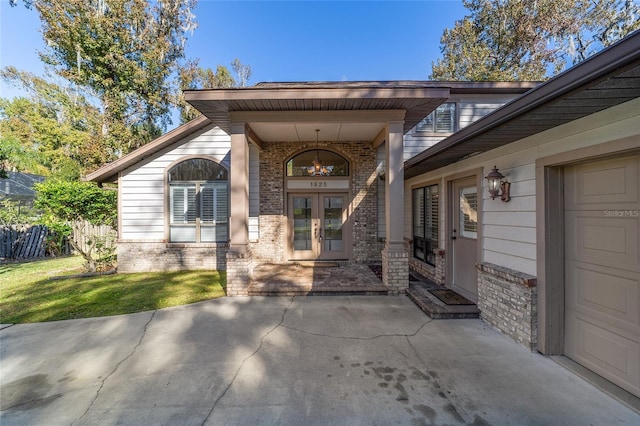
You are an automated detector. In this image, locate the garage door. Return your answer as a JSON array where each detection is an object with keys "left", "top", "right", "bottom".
[{"left": 564, "top": 154, "right": 640, "bottom": 397}]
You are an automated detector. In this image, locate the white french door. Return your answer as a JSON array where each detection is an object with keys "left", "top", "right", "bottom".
[{"left": 288, "top": 193, "right": 349, "bottom": 260}]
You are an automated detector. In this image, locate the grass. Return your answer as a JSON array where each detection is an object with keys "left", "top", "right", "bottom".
[{"left": 0, "top": 256, "right": 226, "bottom": 324}]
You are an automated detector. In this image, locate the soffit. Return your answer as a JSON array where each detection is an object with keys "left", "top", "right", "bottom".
[{"left": 185, "top": 84, "right": 453, "bottom": 139}]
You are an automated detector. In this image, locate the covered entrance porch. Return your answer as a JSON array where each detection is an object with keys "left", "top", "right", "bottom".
[{"left": 184, "top": 82, "right": 451, "bottom": 296}]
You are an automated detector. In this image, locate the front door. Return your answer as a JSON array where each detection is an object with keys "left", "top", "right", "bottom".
[
  {"left": 450, "top": 177, "right": 479, "bottom": 301},
  {"left": 288, "top": 193, "right": 349, "bottom": 260}
]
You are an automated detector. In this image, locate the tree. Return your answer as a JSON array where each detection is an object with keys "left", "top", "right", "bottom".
[
  {"left": 176, "top": 59, "right": 235, "bottom": 123},
  {"left": 1, "top": 67, "right": 105, "bottom": 179},
  {"left": 34, "top": 180, "right": 117, "bottom": 271},
  {"left": 564, "top": 0, "right": 640, "bottom": 63},
  {"left": 32, "top": 0, "right": 197, "bottom": 154},
  {"left": 232, "top": 58, "right": 252, "bottom": 88},
  {"left": 430, "top": 0, "right": 640, "bottom": 81},
  {"left": 0, "top": 135, "right": 47, "bottom": 179}
]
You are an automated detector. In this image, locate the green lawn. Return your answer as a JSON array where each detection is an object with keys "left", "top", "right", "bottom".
[{"left": 0, "top": 256, "right": 226, "bottom": 324}]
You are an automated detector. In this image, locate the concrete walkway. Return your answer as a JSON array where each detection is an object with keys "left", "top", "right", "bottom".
[{"left": 1, "top": 296, "right": 637, "bottom": 425}]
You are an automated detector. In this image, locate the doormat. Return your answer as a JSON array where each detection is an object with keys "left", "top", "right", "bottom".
[{"left": 428, "top": 289, "right": 475, "bottom": 305}]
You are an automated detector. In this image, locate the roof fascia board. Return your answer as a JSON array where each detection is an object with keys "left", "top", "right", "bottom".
[
  {"left": 185, "top": 87, "right": 450, "bottom": 103},
  {"left": 85, "top": 115, "right": 212, "bottom": 183},
  {"left": 405, "top": 30, "right": 640, "bottom": 171},
  {"left": 229, "top": 110, "right": 407, "bottom": 124}
]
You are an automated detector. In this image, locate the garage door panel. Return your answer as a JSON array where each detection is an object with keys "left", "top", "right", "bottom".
[
  {"left": 564, "top": 156, "right": 639, "bottom": 210},
  {"left": 566, "top": 260, "right": 640, "bottom": 328},
  {"left": 564, "top": 153, "right": 640, "bottom": 398},
  {"left": 565, "top": 212, "right": 639, "bottom": 269},
  {"left": 565, "top": 314, "right": 640, "bottom": 397}
]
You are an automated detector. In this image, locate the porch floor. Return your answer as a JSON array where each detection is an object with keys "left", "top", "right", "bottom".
[
  {"left": 248, "top": 262, "right": 388, "bottom": 296},
  {"left": 247, "top": 263, "right": 481, "bottom": 321}
]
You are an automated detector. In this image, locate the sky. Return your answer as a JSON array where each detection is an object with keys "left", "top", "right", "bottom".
[{"left": 0, "top": 0, "right": 468, "bottom": 128}]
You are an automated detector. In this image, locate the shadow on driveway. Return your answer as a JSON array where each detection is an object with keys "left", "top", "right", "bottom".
[{"left": 1, "top": 296, "right": 637, "bottom": 425}]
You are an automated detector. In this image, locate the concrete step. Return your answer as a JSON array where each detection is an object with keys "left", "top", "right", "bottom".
[{"left": 406, "top": 283, "right": 480, "bottom": 319}]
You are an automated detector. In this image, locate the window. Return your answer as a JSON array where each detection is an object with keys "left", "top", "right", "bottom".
[
  {"left": 416, "top": 102, "right": 456, "bottom": 133},
  {"left": 168, "top": 158, "right": 228, "bottom": 243},
  {"left": 286, "top": 150, "right": 349, "bottom": 177},
  {"left": 413, "top": 185, "right": 439, "bottom": 266}
]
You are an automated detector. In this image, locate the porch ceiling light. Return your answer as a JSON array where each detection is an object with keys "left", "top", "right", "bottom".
[
  {"left": 485, "top": 166, "right": 511, "bottom": 202},
  {"left": 308, "top": 129, "right": 328, "bottom": 176}
]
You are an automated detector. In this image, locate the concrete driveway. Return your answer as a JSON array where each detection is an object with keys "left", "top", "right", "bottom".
[{"left": 1, "top": 296, "right": 637, "bottom": 425}]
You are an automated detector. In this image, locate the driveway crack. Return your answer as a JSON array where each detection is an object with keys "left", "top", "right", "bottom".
[
  {"left": 201, "top": 297, "right": 294, "bottom": 426},
  {"left": 280, "top": 318, "right": 432, "bottom": 341},
  {"left": 73, "top": 310, "right": 157, "bottom": 425}
]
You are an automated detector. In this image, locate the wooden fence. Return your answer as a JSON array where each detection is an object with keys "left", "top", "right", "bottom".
[{"left": 0, "top": 221, "right": 116, "bottom": 260}]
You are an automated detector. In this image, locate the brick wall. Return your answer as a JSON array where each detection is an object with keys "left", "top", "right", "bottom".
[
  {"left": 117, "top": 242, "right": 228, "bottom": 272},
  {"left": 476, "top": 262, "right": 537, "bottom": 350},
  {"left": 251, "top": 140, "right": 383, "bottom": 263}
]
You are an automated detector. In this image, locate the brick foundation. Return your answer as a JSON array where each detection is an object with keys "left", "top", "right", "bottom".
[
  {"left": 476, "top": 262, "right": 537, "bottom": 351},
  {"left": 117, "top": 241, "right": 228, "bottom": 272},
  {"left": 407, "top": 240, "right": 445, "bottom": 284}
]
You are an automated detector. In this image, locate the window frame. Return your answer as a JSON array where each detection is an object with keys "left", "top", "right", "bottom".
[
  {"left": 414, "top": 102, "right": 457, "bottom": 134},
  {"left": 412, "top": 184, "right": 439, "bottom": 266},
  {"left": 167, "top": 157, "right": 229, "bottom": 244}
]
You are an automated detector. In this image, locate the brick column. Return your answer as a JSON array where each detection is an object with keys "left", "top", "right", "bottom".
[
  {"left": 382, "top": 120, "right": 408, "bottom": 294},
  {"left": 226, "top": 122, "right": 251, "bottom": 296}
]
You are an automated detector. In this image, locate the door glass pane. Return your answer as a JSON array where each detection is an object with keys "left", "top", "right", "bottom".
[
  {"left": 323, "top": 196, "right": 343, "bottom": 252},
  {"left": 459, "top": 186, "right": 478, "bottom": 239},
  {"left": 293, "top": 196, "right": 313, "bottom": 251}
]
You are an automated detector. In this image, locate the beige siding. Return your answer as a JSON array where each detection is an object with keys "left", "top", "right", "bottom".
[
  {"left": 458, "top": 95, "right": 516, "bottom": 128},
  {"left": 403, "top": 95, "right": 519, "bottom": 161},
  {"left": 405, "top": 98, "right": 640, "bottom": 276},
  {"left": 119, "top": 125, "right": 231, "bottom": 241}
]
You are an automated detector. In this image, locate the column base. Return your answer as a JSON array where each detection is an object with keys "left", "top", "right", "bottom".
[
  {"left": 226, "top": 246, "right": 252, "bottom": 296},
  {"left": 382, "top": 243, "right": 408, "bottom": 295}
]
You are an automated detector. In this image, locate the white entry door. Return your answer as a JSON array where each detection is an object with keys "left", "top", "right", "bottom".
[
  {"left": 564, "top": 154, "right": 640, "bottom": 397},
  {"left": 288, "top": 193, "right": 349, "bottom": 260},
  {"left": 450, "top": 177, "right": 479, "bottom": 301}
]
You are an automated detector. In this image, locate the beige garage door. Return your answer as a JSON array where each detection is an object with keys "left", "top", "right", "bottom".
[{"left": 564, "top": 154, "right": 640, "bottom": 397}]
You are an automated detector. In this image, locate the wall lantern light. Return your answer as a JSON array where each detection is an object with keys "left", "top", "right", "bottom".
[{"left": 485, "top": 166, "right": 511, "bottom": 202}]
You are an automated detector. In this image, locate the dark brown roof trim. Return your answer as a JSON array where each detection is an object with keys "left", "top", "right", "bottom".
[
  {"left": 405, "top": 30, "right": 640, "bottom": 178},
  {"left": 252, "top": 80, "right": 538, "bottom": 93},
  {"left": 85, "top": 115, "right": 212, "bottom": 183}
]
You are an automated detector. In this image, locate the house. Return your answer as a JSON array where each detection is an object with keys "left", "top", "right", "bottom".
[
  {"left": 0, "top": 171, "right": 46, "bottom": 205},
  {"left": 87, "top": 30, "right": 639, "bottom": 399},
  {"left": 404, "top": 31, "right": 640, "bottom": 398},
  {"left": 86, "top": 81, "right": 534, "bottom": 292}
]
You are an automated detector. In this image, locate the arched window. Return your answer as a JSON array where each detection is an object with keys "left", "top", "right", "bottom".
[
  {"left": 286, "top": 150, "right": 349, "bottom": 177},
  {"left": 168, "top": 158, "right": 228, "bottom": 243}
]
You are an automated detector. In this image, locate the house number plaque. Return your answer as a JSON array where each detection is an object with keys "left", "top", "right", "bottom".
[{"left": 287, "top": 179, "right": 349, "bottom": 190}]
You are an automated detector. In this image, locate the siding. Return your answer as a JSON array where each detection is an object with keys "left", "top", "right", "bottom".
[
  {"left": 119, "top": 125, "right": 231, "bottom": 241},
  {"left": 404, "top": 98, "right": 640, "bottom": 277},
  {"left": 403, "top": 95, "right": 518, "bottom": 161}
]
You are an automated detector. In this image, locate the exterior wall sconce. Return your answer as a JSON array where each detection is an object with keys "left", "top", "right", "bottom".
[{"left": 485, "top": 166, "right": 511, "bottom": 202}]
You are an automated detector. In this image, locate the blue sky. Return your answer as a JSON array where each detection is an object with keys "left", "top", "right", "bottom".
[{"left": 0, "top": 0, "right": 467, "bottom": 127}]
